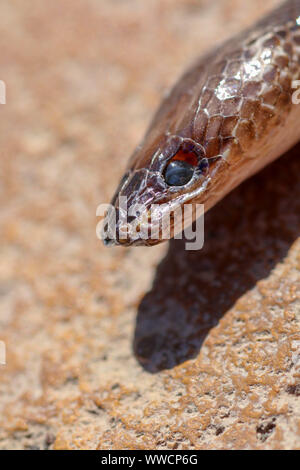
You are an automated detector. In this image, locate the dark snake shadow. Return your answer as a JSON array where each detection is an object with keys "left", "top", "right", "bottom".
[{"left": 133, "top": 143, "right": 300, "bottom": 373}]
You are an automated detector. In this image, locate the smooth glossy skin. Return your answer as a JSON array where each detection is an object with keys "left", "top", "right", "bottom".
[{"left": 104, "top": 0, "right": 300, "bottom": 246}]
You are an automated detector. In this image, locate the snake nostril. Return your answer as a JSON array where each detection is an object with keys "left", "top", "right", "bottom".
[{"left": 103, "top": 236, "right": 114, "bottom": 246}]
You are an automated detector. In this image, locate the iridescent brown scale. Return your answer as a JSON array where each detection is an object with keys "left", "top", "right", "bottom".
[{"left": 104, "top": 0, "right": 300, "bottom": 246}]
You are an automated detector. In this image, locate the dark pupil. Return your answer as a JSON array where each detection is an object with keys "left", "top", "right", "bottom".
[{"left": 164, "top": 160, "right": 194, "bottom": 186}]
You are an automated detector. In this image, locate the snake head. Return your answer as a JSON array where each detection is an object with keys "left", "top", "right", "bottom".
[
  {"left": 102, "top": 0, "right": 300, "bottom": 247},
  {"left": 102, "top": 134, "right": 224, "bottom": 246}
]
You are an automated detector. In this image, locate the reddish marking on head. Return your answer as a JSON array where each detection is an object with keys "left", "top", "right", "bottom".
[{"left": 169, "top": 149, "right": 198, "bottom": 167}]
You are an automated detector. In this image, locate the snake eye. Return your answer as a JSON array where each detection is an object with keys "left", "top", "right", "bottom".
[
  {"left": 163, "top": 147, "right": 199, "bottom": 187},
  {"left": 164, "top": 160, "right": 194, "bottom": 186}
]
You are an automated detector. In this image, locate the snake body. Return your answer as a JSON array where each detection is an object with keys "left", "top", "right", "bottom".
[{"left": 104, "top": 0, "right": 300, "bottom": 246}]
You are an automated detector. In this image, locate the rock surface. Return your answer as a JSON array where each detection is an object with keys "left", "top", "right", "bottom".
[{"left": 0, "top": 0, "right": 299, "bottom": 449}]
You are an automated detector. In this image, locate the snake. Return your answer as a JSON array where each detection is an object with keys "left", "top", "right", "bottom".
[{"left": 103, "top": 0, "right": 300, "bottom": 247}]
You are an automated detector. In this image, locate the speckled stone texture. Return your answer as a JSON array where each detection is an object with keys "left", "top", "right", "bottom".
[{"left": 0, "top": 0, "right": 299, "bottom": 450}]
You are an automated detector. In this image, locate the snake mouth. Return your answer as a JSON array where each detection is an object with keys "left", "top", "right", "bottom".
[
  {"left": 101, "top": 206, "right": 164, "bottom": 247},
  {"left": 101, "top": 184, "right": 206, "bottom": 247}
]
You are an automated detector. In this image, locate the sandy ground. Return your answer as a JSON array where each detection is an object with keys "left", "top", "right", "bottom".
[{"left": 0, "top": 0, "right": 299, "bottom": 449}]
